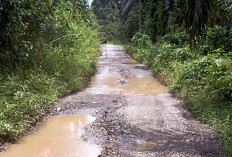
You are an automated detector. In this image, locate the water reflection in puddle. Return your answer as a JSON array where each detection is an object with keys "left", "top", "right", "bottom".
[
  {"left": 121, "top": 138, "right": 159, "bottom": 151},
  {"left": 86, "top": 74, "right": 168, "bottom": 95},
  {"left": 122, "top": 77, "right": 168, "bottom": 94},
  {"left": 1, "top": 114, "right": 100, "bottom": 157},
  {"left": 131, "top": 140, "right": 159, "bottom": 150},
  {"left": 122, "top": 60, "right": 138, "bottom": 64},
  {"left": 85, "top": 74, "right": 121, "bottom": 94}
]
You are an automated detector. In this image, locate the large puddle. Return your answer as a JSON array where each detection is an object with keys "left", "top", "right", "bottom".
[
  {"left": 1, "top": 114, "right": 101, "bottom": 157},
  {"left": 122, "top": 77, "right": 168, "bottom": 94},
  {"left": 85, "top": 74, "right": 121, "bottom": 94},
  {"left": 86, "top": 74, "right": 168, "bottom": 95},
  {"left": 130, "top": 140, "right": 159, "bottom": 151},
  {"left": 120, "top": 137, "right": 159, "bottom": 151}
]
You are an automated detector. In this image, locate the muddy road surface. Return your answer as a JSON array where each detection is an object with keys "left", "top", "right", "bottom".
[{"left": 1, "top": 44, "right": 226, "bottom": 157}]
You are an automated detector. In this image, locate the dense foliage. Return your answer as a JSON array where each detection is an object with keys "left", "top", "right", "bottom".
[
  {"left": 92, "top": 0, "right": 232, "bottom": 155},
  {"left": 92, "top": 0, "right": 232, "bottom": 44},
  {"left": 92, "top": 0, "right": 141, "bottom": 42},
  {"left": 0, "top": 0, "right": 100, "bottom": 140}
]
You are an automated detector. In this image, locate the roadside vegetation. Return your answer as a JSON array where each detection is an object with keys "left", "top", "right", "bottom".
[
  {"left": 0, "top": 0, "right": 100, "bottom": 141},
  {"left": 92, "top": 0, "right": 232, "bottom": 154}
]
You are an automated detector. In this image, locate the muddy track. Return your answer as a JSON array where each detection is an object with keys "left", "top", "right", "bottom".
[
  {"left": 55, "top": 44, "right": 225, "bottom": 156},
  {"left": 1, "top": 44, "right": 226, "bottom": 157}
]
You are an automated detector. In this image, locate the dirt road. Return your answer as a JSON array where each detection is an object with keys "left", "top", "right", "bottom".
[
  {"left": 56, "top": 44, "right": 225, "bottom": 156},
  {"left": 1, "top": 44, "right": 226, "bottom": 157}
]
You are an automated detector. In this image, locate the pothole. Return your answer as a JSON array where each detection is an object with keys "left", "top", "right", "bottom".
[
  {"left": 122, "top": 77, "right": 168, "bottom": 94},
  {"left": 131, "top": 140, "right": 159, "bottom": 150},
  {"left": 1, "top": 114, "right": 101, "bottom": 157},
  {"left": 120, "top": 138, "right": 159, "bottom": 151},
  {"left": 122, "top": 61, "right": 138, "bottom": 64}
]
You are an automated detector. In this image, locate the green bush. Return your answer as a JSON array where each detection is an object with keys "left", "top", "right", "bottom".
[
  {"left": 152, "top": 44, "right": 199, "bottom": 74},
  {"left": 128, "top": 33, "right": 153, "bottom": 64},
  {"left": 159, "top": 32, "right": 189, "bottom": 46},
  {"left": 170, "top": 55, "right": 231, "bottom": 101},
  {"left": 0, "top": 71, "right": 58, "bottom": 137},
  {"left": 131, "top": 32, "right": 152, "bottom": 48},
  {"left": 206, "top": 26, "right": 232, "bottom": 54}
]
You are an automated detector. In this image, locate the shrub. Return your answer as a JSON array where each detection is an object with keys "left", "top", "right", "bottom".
[
  {"left": 129, "top": 33, "right": 153, "bottom": 64},
  {"left": 159, "top": 32, "right": 189, "bottom": 46},
  {"left": 206, "top": 26, "right": 232, "bottom": 54},
  {"left": 0, "top": 71, "right": 58, "bottom": 137},
  {"left": 170, "top": 55, "right": 232, "bottom": 102}
]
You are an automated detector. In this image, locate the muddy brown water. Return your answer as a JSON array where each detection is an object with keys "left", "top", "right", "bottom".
[
  {"left": 122, "top": 77, "right": 168, "bottom": 94},
  {"left": 86, "top": 75, "right": 168, "bottom": 95},
  {"left": 1, "top": 115, "right": 100, "bottom": 157},
  {"left": 131, "top": 141, "right": 159, "bottom": 150}
]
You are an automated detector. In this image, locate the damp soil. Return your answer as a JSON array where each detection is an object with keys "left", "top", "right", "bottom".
[{"left": 0, "top": 44, "right": 226, "bottom": 157}]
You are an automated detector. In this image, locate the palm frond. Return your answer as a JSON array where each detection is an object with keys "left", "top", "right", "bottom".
[
  {"left": 163, "top": 0, "right": 175, "bottom": 11},
  {"left": 121, "top": 0, "right": 138, "bottom": 18},
  {"left": 110, "top": 0, "right": 120, "bottom": 9},
  {"left": 194, "top": 0, "right": 212, "bottom": 36},
  {"left": 163, "top": 0, "right": 178, "bottom": 27},
  {"left": 219, "top": 0, "right": 232, "bottom": 11}
]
